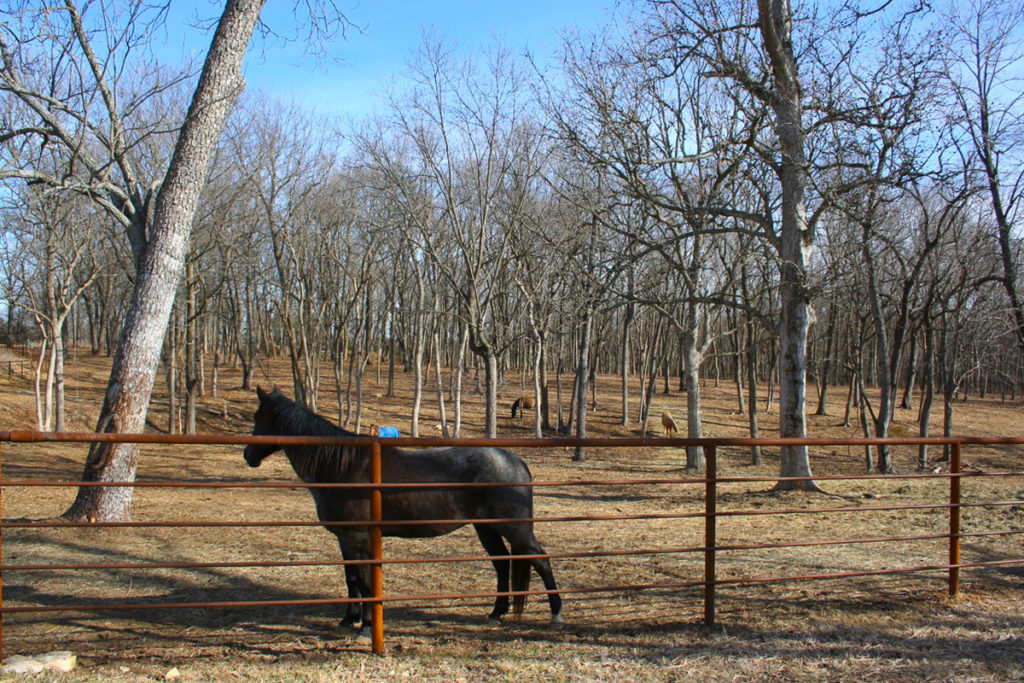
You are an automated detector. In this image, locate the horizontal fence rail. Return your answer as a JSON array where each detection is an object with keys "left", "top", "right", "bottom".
[{"left": 0, "top": 432, "right": 1022, "bottom": 657}]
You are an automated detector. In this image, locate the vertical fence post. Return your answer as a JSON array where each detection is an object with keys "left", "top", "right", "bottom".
[
  {"left": 369, "top": 439, "right": 385, "bottom": 655},
  {"left": 703, "top": 444, "right": 717, "bottom": 627},
  {"left": 948, "top": 442, "right": 961, "bottom": 598}
]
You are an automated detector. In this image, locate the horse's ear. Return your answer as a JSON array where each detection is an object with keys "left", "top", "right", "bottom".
[{"left": 256, "top": 385, "right": 268, "bottom": 400}]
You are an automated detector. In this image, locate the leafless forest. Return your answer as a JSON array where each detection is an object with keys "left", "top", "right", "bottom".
[
  {"left": 2, "top": 0, "right": 1023, "bottom": 514},
  {"left": 1, "top": 2, "right": 1023, "bottom": 678}
]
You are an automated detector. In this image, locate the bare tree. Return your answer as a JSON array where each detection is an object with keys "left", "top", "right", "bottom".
[
  {"left": 547, "top": 16, "right": 766, "bottom": 468},
  {"left": 639, "top": 0, "right": 933, "bottom": 490},
  {"left": 509, "top": 186, "right": 574, "bottom": 437},
  {"left": 61, "top": 0, "right": 267, "bottom": 522},
  {"left": 752, "top": 0, "right": 822, "bottom": 490},
  {"left": 0, "top": 3, "right": 199, "bottom": 270},
  {"left": 941, "top": 0, "right": 1024, "bottom": 357},
  {"left": 7, "top": 189, "right": 101, "bottom": 430},
  {"left": 1, "top": 0, "right": 353, "bottom": 521},
  {"left": 362, "top": 38, "right": 539, "bottom": 437},
  {"left": 824, "top": 21, "right": 945, "bottom": 471},
  {"left": 230, "top": 96, "right": 337, "bottom": 410}
]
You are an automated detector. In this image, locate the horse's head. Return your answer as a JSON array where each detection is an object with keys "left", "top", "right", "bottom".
[{"left": 244, "top": 385, "right": 283, "bottom": 467}]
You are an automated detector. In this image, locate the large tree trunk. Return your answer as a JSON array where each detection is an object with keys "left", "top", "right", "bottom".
[
  {"left": 572, "top": 308, "right": 594, "bottom": 461},
  {"left": 900, "top": 330, "right": 918, "bottom": 410},
  {"left": 453, "top": 323, "right": 468, "bottom": 437},
  {"left": 746, "top": 317, "right": 762, "bottom": 465},
  {"left": 815, "top": 298, "right": 836, "bottom": 416},
  {"left": 531, "top": 330, "right": 544, "bottom": 438},
  {"left": 863, "top": 236, "right": 893, "bottom": 473},
  {"left": 640, "top": 346, "right": 658, "bottom": 436},
  {"left": 62, "top": 0, "right": 266, "bottom": 523},
  {"left": 917, "top": 319, "right": 935, "bottom": 469},
  {"left": 732, "top": 308, "right": 746, "bottom": 417},
  {"left": 758, "top": 0, "right": 822, "bottom": 493},
  {"left": 433, "top": 319, "right": 449, "bottom": 438},
  {"left": 410, "top": 267, "right": 427, "bottom": 437},
  {"left": 681, "top": 332, "right": 704, "bottom": 470},
  {"left": 184, "top": 260, "right": 199, "bottom": 434},
  {"left": 465, "top": 288, "right": 500, "bottom": 438},
  {"left": 484, "top": 349, "right": 500, "bottom": 438},
  {"left": 53, "top": 321, "right": 66, "bottom": 432},
  {"left": 32, "top": 337, "right": 48, "bottom": 431},
  {"left": 620, "top": 299, "right": 635, "bottom": 426}
]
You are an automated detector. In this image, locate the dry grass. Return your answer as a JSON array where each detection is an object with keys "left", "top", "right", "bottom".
[{"left": 1, "top": 352, "right": 1022, "bottom": 682}]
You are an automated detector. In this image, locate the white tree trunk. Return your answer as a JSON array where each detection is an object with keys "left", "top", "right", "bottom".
[
  {"left": 63, "top": 0, "right": 267, "bottom": 522},
  {"left": 572, "top": 308, "right": 593, "bottom": 461},
  {"left": 758, "top": 0, "right": 822, "bottom": 492},
  {"left": 682, "top": 337, "right": 704, "bottom": 469}
]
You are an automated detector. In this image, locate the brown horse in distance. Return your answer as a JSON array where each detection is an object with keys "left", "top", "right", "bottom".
[{"left": 511, "top": 396, "right": 536, "bottom": 420}]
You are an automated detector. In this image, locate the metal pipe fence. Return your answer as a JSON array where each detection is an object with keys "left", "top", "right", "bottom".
[
  {"left": 0, "top": 360, "right": 28, "bottom": 380},
  {"left": 0, "top": 430, "right": 1022, "bottom": 657}
]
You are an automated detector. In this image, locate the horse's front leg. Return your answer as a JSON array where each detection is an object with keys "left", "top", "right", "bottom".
[
  {"left": 333, "top": 536, "right": 363, "bottom": 631},
  {"left": 337, "top": 564, "right": 363, "bottom": 630},
  {"left": 337, "top": 533, "right": 375, "bottom": 642},
  {"left": 339, "top": 556, "right": 373, "bottom": 641}
]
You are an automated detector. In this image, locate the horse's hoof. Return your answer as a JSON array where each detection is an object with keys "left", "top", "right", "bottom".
[
  {"left": 333, "top": 620, "right": 358, "bottom": 634},
  {"left": 487, "top": 616, "right": 503, "bottom": 626},
  {"left": 549, "top": 613, "right": 565, "bottom": 628}
]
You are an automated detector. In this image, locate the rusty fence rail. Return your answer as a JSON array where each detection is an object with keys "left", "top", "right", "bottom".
[{"left": 0, "top": 431, "right": 1022, "bottom": 656}]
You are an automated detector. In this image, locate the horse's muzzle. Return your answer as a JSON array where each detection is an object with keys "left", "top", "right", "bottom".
[{"left": 243, "top": 445, "right": 261, "bottom": 467}]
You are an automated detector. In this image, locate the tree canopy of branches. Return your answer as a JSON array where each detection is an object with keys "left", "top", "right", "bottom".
[{"left": 2, "top": 0, "right": 1022, "bottom": 515}]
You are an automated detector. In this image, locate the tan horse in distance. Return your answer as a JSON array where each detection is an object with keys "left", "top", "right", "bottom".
[{"left": 661, "top": 411, "right": 679, "bottom": 438}]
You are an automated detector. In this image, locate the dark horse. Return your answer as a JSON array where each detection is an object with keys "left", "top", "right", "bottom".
[{"left": 243, "top": 387, "right": 563, "bottom": 639}]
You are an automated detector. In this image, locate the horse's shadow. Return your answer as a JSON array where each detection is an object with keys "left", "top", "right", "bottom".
[
  {"left": 9, "top": 525, "right": 1024, "bottom": 671},
  {"left": 3, "top": 521, "right": 569, "bottom": 657}
]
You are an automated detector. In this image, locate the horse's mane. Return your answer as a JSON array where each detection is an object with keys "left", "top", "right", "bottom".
[{"left": 263, "top": 390, "right": 362, "bottom": 482}]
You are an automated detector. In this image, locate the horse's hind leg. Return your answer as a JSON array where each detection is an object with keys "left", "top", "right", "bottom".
[
  {"left": 474, "top": 523, "right": 511, "bottom": 622},
  {"left": 508, "top": 532, "right": 563, "bottom": 624}
]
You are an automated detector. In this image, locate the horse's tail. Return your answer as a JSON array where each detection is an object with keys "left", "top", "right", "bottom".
[
  {"left": 511, "top": 398, "right": 521, "bottom": 419},
  {"left": 511, "top": 558, "right": 531, "bottom": 618}
]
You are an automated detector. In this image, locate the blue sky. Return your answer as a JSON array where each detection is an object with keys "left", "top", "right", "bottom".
[{"left": 160, "top": 1, "right": 615, "bottom": 119}]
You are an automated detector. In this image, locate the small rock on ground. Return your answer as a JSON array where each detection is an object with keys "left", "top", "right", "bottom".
[{"left": 0, "top": 651, "right": 76, "bottom": 675}]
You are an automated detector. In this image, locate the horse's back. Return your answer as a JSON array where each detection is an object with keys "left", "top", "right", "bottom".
[
  {"left": 376, "top": 446, "right": 534, "bottom": 536},
  {"left": 386, "top": 445, "right": 531, "bottom": 485}
]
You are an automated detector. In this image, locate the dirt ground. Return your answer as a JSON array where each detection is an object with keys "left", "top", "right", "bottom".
[{"left": 0, "top": 352, "right": 1022, "bottom": 682}]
